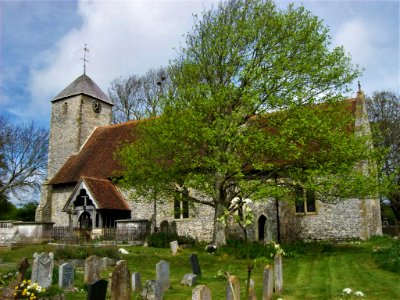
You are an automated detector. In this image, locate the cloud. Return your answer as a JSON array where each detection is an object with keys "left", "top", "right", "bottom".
[{"left": 26, "top": 0, "right": 216, "bottom": 124}]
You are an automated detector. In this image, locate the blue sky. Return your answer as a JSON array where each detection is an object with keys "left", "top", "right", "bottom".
[{"left": 1, "top": 0, "right": 399, "bottom": 129}]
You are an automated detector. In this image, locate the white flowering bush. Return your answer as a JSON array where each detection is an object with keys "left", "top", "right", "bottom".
[
  {"left": 0, "top": 270, "right": 18, "bottom": 286},
  {"left": 13, "top": 280, "right": 46, "bottom": 300}
]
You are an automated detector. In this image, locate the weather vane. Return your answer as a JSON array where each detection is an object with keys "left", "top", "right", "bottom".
[{"left": 81, "top": 44, "right": 89, "bottom": 75}]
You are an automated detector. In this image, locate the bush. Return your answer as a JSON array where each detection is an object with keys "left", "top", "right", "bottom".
[
  {"left": 372, "top": 238, "right": 400, "bottom": 273},
  {"left": 147, "top": 232, "right": 196, "bottom": 248},
  {"left": 54, "top": 245, "right": 120, "bottom": 260}
]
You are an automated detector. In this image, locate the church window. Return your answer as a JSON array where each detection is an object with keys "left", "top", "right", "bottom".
[
  {"left": 174, "top": 192, "right": 189, "bottom": 219},
  {"left": 295, "top": 186, "right": 316, "bottom": 214}
]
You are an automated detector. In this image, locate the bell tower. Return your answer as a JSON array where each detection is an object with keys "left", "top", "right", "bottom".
[{"left": 35, "top": 74, "right": 113, "bottom": 222}]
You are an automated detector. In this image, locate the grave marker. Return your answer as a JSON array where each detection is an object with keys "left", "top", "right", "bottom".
[
  {"left": 180, "top": 273, "right": 197, "bottom": 286},
  {"left": 84, "top": 255, "right": 103, "bottom": 284},
  {"left": 274, "top": 254, "right": 283, "bottom": 294},
  {"left": 189, "top": 253, "right": 202, "bottom": 275},
  {"left": 156, "top": 260, "right": 170, "bottom": 291},
  {"left": 132, "top": 272, "right": 142, "bottom": 292},
  {"left": 87, "top": 279, "right": 108, "bottom": 300},
  {"left": 59, "top": 262, "right": 74, "bottom": 289},
  {"left": 142, "top": 279, "right": 163, "bottom": 300},
  {"left": 262, "top": 265, "right": 273, "bottom": 300},
  {"left": 226, "top": 275, "right": 240, "bottom": 300},
  {"left": 31, "top": 252, "right": 54, "bottom": 288},
  {"left": 170, "top": 240, "right": 179, "bottom": 255},
  {"left": 111, "top": 260, "right": 131, "bottom": 300},
  {"left": 192, "top": 284, "right": 212, "bottom": 300}
]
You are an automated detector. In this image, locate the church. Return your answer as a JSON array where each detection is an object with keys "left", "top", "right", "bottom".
[{"left": 35, "top": 73, "right": 382, "bottom": 243}]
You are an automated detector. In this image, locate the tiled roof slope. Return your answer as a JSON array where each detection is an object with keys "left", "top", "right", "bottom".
[
  {"left": 49, "top": 99, "right": 358, "bottom": 185},
  {"left": 53, "top": 74, "right": 112, "bottom": 104},
  {"left": 49, "top": 121, "right": 140, "bottom": 185},
  {"left": 83, "top": 177, "right": 130, "bottom": 210}
]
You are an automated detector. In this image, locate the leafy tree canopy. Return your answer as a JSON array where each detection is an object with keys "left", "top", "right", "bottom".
[{"left": 118, "top": 0, "right": 377, "bottom": 245}]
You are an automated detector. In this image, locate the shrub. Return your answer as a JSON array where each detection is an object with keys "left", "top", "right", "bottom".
[
  {"left": 372, "top": 238, "right": 400, "bottom": 273},
  {"left": 147, "top": 232, "right": 196, "bottom": 248}
]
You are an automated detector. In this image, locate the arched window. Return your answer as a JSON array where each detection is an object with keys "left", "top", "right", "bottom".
[{"left": 258, "top": 215, "right": 267, "bottom": 241}]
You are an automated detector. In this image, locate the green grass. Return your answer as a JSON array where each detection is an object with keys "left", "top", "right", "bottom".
[{"left": 1, "top": 237, "right": 399, "bottom": 299}]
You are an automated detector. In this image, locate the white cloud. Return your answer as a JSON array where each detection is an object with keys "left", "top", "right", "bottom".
[{"left": 27, "top": 0, "right": 216, "bottom": 122}]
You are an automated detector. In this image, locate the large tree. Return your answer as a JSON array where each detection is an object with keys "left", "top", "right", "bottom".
[
  {"left": 0, "top": 115, "right": 49, "bottom": 201},
  {"left": 109, "top": 67, "right": 170, "bottom": 123},
  {"left": 366, "top": 91, "right": 400, "bottom": 221},
  {"left": 118, "top": 0, "right": 376, "bottom": 245}
]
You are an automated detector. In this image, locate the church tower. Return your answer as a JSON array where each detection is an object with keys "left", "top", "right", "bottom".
[
  {"left": 36, "top": 74, "right": 113, "bottom": 222},
  {"left": 47, "top": 74, "right": 113, "bottom": 179}
]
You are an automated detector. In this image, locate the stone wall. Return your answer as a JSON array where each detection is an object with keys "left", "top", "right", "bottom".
[
  {"left": 0, "top": 221, "right": 54, "bottom": 246},
  {"left": 50, "top": 185, "right": 74, "bottom": 226}
]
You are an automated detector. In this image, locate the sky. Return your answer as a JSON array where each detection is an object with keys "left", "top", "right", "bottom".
[{"left": 1, "top": 0, "right": 399, "bottom": 129}]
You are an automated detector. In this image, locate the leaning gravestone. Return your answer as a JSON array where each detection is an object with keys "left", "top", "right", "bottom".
[
  {"left": 274, "top": 254, "right": 283, "bottom": 294},
  {"left": 180, "top": 273, "right": 197, "bottom": 287},
  {"left": 262, "top": 265, "right": 274, "bottom": 300},
  {"left": 141, "top": 279, "right": 163, "bottom": 300},
  {"left": 84, "top": 255, "right": 103, "bottom": 284},
  {"left": 192, "top": 284, "right": 212, "bottom": 300},
  {"left": 31, "top": 252, "right": 54, "bottom": 289},
  {"left": 132, "top": 272, "right": 142, "bottom": 292},
  {"left": 87, "top": 279, "right": 108, "bottom": 300},
  {"left": 170, "top": 240, "right": 179, "bottom": 255},
  {"left": 111, "top": 260, "right": 131, "bottom": 300},
  {"left": 59, "top": 262, "right": 74, "bottom": 289},
  {"left": 226, "top": 275, "right": 240, "bottom": 300},
  {"left": 246, "top": 278, "right": 256, "bottom": 300},
  {"left": 156, "top": 260, "right": 170, "bottom": 292},
  {"left": 189, "top": 253, "right": 202, "bottom": 275}
]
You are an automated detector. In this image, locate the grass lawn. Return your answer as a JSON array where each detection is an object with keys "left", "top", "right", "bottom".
[{"left": 0, "top": 237, "right": 399, "bottom": 299}]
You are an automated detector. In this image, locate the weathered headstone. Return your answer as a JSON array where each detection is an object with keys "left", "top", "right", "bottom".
[
  {"left": 156, "top": 260, "right": 170, "bottom": 292},
  {"left": 132, "top": 272, "right": 142, "bottom": 292},
  {"left": 59, "top": 262, "right": 74, "bottom": 289},
  {"left": 141, "top": 279, "right": 163, "bottom": 300},
  {"left": 87, "top": 279, "right": 108, "bottom": 300},
  {"left": 246, "top": 278, "right": 257, "bottom": 300},
  {"left": 31, "top": 252, "right": 54, "bottom": 288},
  {"left": 189, "top": 253, "right": 202, "bottom": 275},
  {"left": 262, "top": 265, "right": 273, "bottom": 300},
  {"left": 84, "top": 255, "right": 104, "bottom": 284},
  {"left": 192, "top": 284, "right": 212, "bottom": 300},
  {"left": 226, "top": 275, "right": 240, "bottom": 300},
  {"left": 274, "top": 254, "right": 283, "bottom": 294},
  {"left": 170, "top": 240, "right": 179, "bottom": 255},
  {"left": 111, "top": 260, "right": 131, "bottom": 300},
  {"left": 180, "top": 273, "right": 197, "bottom": 287}
]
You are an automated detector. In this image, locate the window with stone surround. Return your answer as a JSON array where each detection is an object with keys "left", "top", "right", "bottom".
[
  {"left": 295, "top": 186, "right": 316, "bottom": 214},
  {"left": 174, "top": 192, "right": 189, "bottom": 219}
]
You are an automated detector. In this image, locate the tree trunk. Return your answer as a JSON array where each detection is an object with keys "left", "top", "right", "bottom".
[{"left": 212, "top": 201, "right": 227, "bottom": 246}]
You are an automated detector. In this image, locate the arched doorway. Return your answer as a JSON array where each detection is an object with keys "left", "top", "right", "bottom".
[
  {"left": 79, "top": 211, "right": 92, "bottom": 229},
  {"left": 258, "top": 215, "right": 267, "bottom": 242}
]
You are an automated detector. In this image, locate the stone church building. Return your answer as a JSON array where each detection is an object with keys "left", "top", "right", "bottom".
[{"left": 35, "top": 74, "right": 382, "bottom": 242}]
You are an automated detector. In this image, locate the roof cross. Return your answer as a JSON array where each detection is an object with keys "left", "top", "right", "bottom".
[{"left": 81, "top": 44, "right": 90, "bottom": 75}]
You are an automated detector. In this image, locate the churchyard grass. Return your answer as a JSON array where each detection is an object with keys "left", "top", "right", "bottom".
[{"left": 0, "top": 237, "right": 399, "bottom": 299}]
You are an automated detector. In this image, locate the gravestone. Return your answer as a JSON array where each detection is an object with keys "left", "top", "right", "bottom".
[
  {"left": 156, "top": 260, "right": 170, "bottom": 291},
  {"left": 274, "top": 254, "right": 283, "bottom": 294},
  {"left": 160, "top": 220, "right": 169, "bottom": 233},
  {"left": 170, "top": 240, "right": 179, "bottom": 255},
  {"left": 132, "top": 272, "right": 142, "bottom": 292},
  {"left": 59, "top": 262, "right": 74, "bottom": 289},
  {"left": 141, "top": 279, "right": 163, "bottom": 300},
  {"left": 31, "top": 252, "right": 54, "bottom": 288},
  {"left": 84, "top": 255, "right": 103, "bottom": 284},
  {"left": 111, "top": 260, "right": 131, "bottom": 300},
  {"left": 262, "top": 265, "right": 273, "bottom": 300},
  {"left": 192, "top": 284, "right": 212, "bottom": 300},
  {"left": 226, "top": 275, "right": 240, "bottom": 300},
  {"left": 189, "top": 253, "right": 202, "bottom": 275},
  {"left": 2, "top": 258, "right": 30, "bottom": 300},
  {"left": 180, "top": 273, "right": 197, "bottom": 286},
  {"left": 87, "top": 279, "right": 108, "bottom": 300}
]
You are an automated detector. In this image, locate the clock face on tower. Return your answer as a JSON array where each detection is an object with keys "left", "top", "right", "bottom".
[{"left": 92, "top": 100, "right": 102, "bottom": 113}]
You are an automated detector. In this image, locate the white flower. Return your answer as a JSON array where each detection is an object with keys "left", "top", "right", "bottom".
[
  {"left": 243, "top": 198, "right": 252, "bottom": 204},
  {"left": 354, "top": 291, "right": 365, "bottom": 297},
  {"left": 342, "top": 288, "right": 352, "bottom": 295}
]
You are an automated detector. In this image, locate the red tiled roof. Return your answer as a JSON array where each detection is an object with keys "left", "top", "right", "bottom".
[
  {"left": 83, "top": 177, "right": 130, "bottom": 210},
  {"left": 49, "top": 120, "right": 141, "bottom": 185}
]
